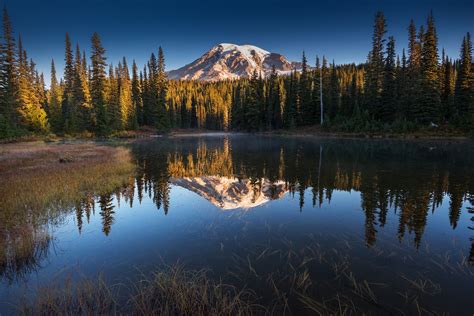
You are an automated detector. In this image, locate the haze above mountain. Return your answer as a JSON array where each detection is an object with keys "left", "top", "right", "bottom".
[{"left": 168, "top": 43, "right": 302, "bottom": 81}]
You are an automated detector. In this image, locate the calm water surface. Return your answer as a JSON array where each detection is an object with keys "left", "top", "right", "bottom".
[{"left": 1, "top": 136, "right": 473, "bottom": 314}]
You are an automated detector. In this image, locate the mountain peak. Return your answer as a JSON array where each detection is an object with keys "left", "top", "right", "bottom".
[
  {"left": 214, "top": 43, "right": 271, "bottom": 56},
  {"left": 168, "top": 43, "right": 299, "bottom": 81}
]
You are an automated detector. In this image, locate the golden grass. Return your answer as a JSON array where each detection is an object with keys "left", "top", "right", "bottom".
[
  {"left": 0, "top": 141, "right": 134, "bottom": 215},
  {"left": 0, "top": 141, "right": 135, "bottom": 282}
]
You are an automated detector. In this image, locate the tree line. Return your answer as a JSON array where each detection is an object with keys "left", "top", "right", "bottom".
[{"left": 0, "top": 9, "right": 473, "bottom": 138}]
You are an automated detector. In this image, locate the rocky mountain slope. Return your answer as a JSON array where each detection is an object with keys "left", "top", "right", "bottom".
[{"left": 168, "top": 43, "right": 301, "bottom": 81}]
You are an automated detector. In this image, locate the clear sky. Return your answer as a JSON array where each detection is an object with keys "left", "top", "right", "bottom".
[{"left": 3, "top": 0, "right": 473, "bottom": 84}]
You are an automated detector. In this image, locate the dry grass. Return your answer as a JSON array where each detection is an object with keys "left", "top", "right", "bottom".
[
  {"left": 0, "top": 141, "right": 135, "bottom": 282},
  {"left": 0, "top": 141, "right": 134, "bottom": 214}
]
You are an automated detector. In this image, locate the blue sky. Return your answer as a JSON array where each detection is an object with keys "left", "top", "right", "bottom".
[{"left": 3, "top": 0, "right": 473, "bottom": 84}]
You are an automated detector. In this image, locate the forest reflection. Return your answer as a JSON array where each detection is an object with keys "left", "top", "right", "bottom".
[
  {"left": 77, "top": 137, "right": 474, "bottom": 256},
  {"left": 2, "top": 137, "right": 473, "bottom": 282},
  {"left": 128, "top": 137, "right": 474, "bottom": 254}
]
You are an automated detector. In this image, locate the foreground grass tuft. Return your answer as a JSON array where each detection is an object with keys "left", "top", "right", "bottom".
[{"left": 19, "top": 265, "right": 260, "bottom": 316}]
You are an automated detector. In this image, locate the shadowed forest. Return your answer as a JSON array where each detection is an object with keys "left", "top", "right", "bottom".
[{"left": 0, "top": 9, "right": 473, "bottom": 139}]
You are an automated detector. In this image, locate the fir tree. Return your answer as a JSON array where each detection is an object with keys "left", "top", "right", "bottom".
[
  {"left": 62, "top": 33, "right": 75, "bottom": 132},
  {"left": 131, "top": 60, "right": 142, "bottom": 128},
  {"left": 441, "top": 52, "right": 455, "bottom": 121},
  {"left": 245, "top": 70, "right": 262, "bottom": 131},
  {"left": 380, "top": 36, "right": 397, "bottom": 122},
  {"left": 284, "top": 71, "right": 297, "bottom": 129},
  {"left": 119, "top": 57, "right": 133, "bottom": 129},
  {"left": 90, "top": 32, "right": 108, "bottom": 134},
  {"left": 267, "top": 66, "right": 281, "bottom": 129},
  {"left": 107, "top": 63, "right": 120, "bottom": 130},
  {"left": 328, "top": 61, "right": 340, "bottom": 120},
  {"left": 455, "top": 33, "right": 474, "bottom": 124},
  {"left": 365, "top": 11, "right": 386, "bottom": 118},
  {"left": 299, "top": 51, "right": 312, "bottom": 125},
  {"left": 0, "top": 7, "right": 18, "bottom": 133},
  {"left": 47, "top": 59, "right": 63, "bottom": 131},
  {"left": 311, "top": 56, "right": 322, "bottom": 124},
  {"left": 73, "top": 43, "right": 92, "bottom": 130},
  {"left": 17, "top": 38, "right": 48, "bottom": 132},
  {"left": 406, "top": 19, "right": 422, "bottom": 119},
  {"left": 417, "top": 13, "right": 441, "bottom": 124},
  {"left": 155, "top": 47, "right": 170, "bottom": 132}
]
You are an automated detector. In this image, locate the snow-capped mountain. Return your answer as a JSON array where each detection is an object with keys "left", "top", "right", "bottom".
[
  {"left": 168, "top": 43, "right": 301, "bottom": 81},
  {"left": 170, "top": 176, "right": 288, "bottom": 210}
]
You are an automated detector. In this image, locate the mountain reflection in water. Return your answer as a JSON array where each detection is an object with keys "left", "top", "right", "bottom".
[
  {"left": 1, "top": 136, "right": 473, "bottom": 314},
  {"left": 170, "top": 177, "right": 288, "bottom": 209}
]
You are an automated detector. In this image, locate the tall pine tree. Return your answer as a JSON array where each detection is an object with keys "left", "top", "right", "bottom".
[
  {"left": 90, "top": 32, "right": 108, "bottom": 134},
  {"left": 417, "top": 13, "right": 441, "bottom": 124},
  {"left": 455, "top": 33, "right": 474, "bottom": 124}
]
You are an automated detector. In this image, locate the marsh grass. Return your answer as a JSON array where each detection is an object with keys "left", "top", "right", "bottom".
[
  {"left": 13, "top": 230, "right": 474, "bottom": 315},
  {"left": 19, "top": 265, "right": 261, "bottom": 316},
  {"left": 0, "top": 142, "right": 135, "bottom": 282},
  {"left": 19, "top": 275, "right": 118, "bottom": 316},
  {"left": 0, "top": 142, "right": 134, "bottom": 214}
]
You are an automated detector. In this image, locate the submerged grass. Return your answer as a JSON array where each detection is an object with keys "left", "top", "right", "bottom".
[
  {"left": 11, "top": 230, "right": 474, "bottom": 315},
  {"left": 19, "top": 265, "right": 261, "bottom": 316}
]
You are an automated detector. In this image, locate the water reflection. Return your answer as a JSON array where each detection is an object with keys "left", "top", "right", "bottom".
[
  {"left": 2, "top": 136, "right": 474, "bottom": 284},
  {"left": 128, "top": 137, "right": 474, "bottom": 250}
]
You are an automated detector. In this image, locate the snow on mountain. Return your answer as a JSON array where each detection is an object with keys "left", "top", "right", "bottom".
[
  {"left": 168, "top": 43, "right": 301, "bottom": 81},
  {"left": 170, "top": 176, "right": 288, "bottom": 210}
]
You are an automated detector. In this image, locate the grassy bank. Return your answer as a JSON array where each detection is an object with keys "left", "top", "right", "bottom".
[{"left": 0, "top": 142, "right": 135, "bottom": 282}]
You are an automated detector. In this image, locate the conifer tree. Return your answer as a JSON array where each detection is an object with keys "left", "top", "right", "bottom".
[
  {"left": 155, "top": 47, "right": 170, "bottom": 132},
  {"left": 311, "top": 56, "right": 322, "bottom": 124},
  {"left": 245, "top": 70, "right": 262, "bottom": 131},
  {"left": 17, "top": 38, "right": 48, "bottom": 132},
  {"left": 417, "top": 13, "right": 441, "bottom": 124},
  {"left": 47, "top": 59, "right": 63, "bottom": 131},
  {"left": 62, "top": 33, "right": 75, "bottom": 132},
  {"left": 397, "top": 49, "right": 409, "bottom": 120},
  {"left": 455, "top": 33, "right": 474, "bottom": 124},
  {"left": 441, "top": 52, "right": 455, "bottom": 121},
  {"left": 365, "top": 11, "right": 386, "bottom": 118},
  {"left": 406, "top": 20, "right": 422, "bottom": 119},
  {"left": 107, "top": 64, "right": 120, "bottom": 130},
  {"left": 90, "top": 32, "right": 108, "bottom": 134},
  {"left": 380, "top": 36, "right": 397, "bottom": 122},
  {"left": 141, "top": 66, "right": 151, "bottom": 126},
  {"left": 328, "top": 61, "right": 340, "bottom": 120},
  {"left": 147, "top": 54, "right": 158, "bottom": 127},
  {"left": 267, "top": 66, "right": 280, "bottom": 129},
  {"left": 131, "top": 60, "right": 141, "bottom": 128},
  {"left": 299, "top": 52, "right": 312, "bottom": 125},
  {"left": 284, "top": 71, "right": 297, "bottom": 128},
  {"left": 119, "top": 57, "right": 133, "bottom": 129},
  {"left": 73, "top": 43, "right": 92, "bottom": 130},
  {"left": 0, "top": 7, "right": 19, "bottom": 133}
]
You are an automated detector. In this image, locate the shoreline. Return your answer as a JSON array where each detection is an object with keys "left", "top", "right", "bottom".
[{"left": 0, "top": 127, "right": 472, "bottom": 144}]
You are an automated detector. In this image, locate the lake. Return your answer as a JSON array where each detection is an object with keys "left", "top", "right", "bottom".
[{"left": 1, "top": 135, "right": 473, "bottom": 314}]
